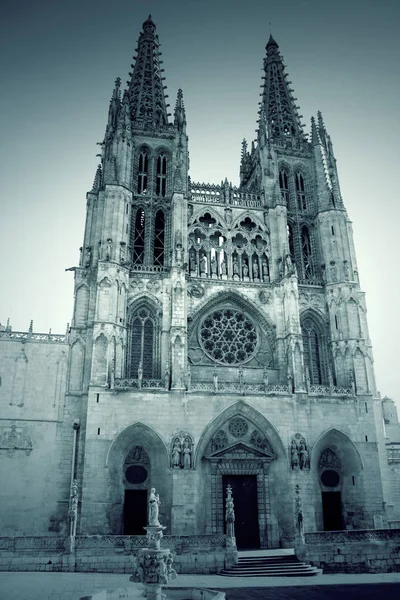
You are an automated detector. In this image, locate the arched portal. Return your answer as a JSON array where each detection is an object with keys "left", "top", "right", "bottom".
[
  {"left": 105, "top": 422, "right": 170, "bottom": 534},
  {"left": 311, "top": 428, "right": 364, "bottom": 531},
  {"left": 196, "top": 402, "right": 290, "bottom": 549}
]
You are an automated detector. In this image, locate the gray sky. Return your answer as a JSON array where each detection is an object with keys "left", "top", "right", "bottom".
[{"left": 0, "top": 0, "right": 399, "bottom": 404}]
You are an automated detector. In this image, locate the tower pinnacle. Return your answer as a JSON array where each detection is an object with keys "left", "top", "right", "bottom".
[
  {"left": 261, "top": 36, "right": 306, "bottom": 143},
  {"left": 128, "top": 16, "right": 170, "bottom": 129}
]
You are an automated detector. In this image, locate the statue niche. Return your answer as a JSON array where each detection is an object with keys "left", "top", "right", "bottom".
[{"left": 170, "top": 432, "right": 194, "bottom": 469}]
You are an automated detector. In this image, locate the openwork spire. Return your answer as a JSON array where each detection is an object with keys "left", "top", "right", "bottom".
[
  {"left": 261, "top": 35, "right": 306, "bottom": 143},
  {"left": 128, "top": 15, "right": 170, "bottom": 129}
]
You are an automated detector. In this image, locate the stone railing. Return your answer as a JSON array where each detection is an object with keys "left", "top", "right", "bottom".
[
  {"left": 114, "top": 379, "right": 165, "bottom": 390},
  {"left": 190, "top": 382, "right": 289, "bottom": 394},
  {"left": 305, "top": 529, "right": 400, "bottom": 544},
  {"left": 0, "top": 331, "right": 67, "bottom": 344},
  {"left": 298, "top": 278, "right": 324, "bottom": 287},
  {"left": 130, "top": 265, "right": 170, "bottom": 274},
  {"left": 388, "top": 520, "right": 400, "bottom": 529},
  {"left": 0, "top": 534, "right": 229, "bottom": 556},
  {"left": 308, "top": 384, "right": 352, "bottom": 396},
  {"left": 190, "top": 182, "right": 263, "bottom": 208}
]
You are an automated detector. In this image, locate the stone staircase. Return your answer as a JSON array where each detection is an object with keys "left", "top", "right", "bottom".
[{"left": 220, "top": 549, "right": 322, "bottom": 577}]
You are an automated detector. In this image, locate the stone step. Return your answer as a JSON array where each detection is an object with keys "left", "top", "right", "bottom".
[{"left": 220, "top": 553, "right": 322, "bottom": 577}]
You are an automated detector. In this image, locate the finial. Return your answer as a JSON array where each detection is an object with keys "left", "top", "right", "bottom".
[
  {"left": 311, "top": 116, "right": 318, "bottom": 145},
  {"left": 174, "top": 88, "right": 186, "bottom": 132},
  {"left": 66, "top": 323, "right": 70, "bottom": 335},
  {"left": 266, "top": 33, "right": 279, "bottom": 51},
  {"left": 28, "top": 320, "right": 33, "bottom": 333},
  {"left": 92, "top": 164, "right": 102, "bottom": 192}
]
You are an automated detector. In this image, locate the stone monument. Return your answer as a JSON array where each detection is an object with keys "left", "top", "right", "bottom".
[{"left": 130, "top": 488, "right": 177, "bottom": 600}]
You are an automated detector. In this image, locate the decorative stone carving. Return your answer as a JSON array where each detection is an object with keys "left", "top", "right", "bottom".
[
  {"left": 330, "top": 261, "right": 337, "bottom": 282},
  {"left": 164, "top": 362, "right": 170, "bottom": 390},
  {"left": 182, "top": 437, "right": 192, "bottom": 469},
  {"left": 319, "top": 447, "right": 341, "bottom": 469},
  {"left": 171, "top": 437, "right": 182, "bottom": 468},
  {"left": 213, "top": 367, "right": 218, "bottom": 393},
  {"left": 228, "top": 417, "right": 248, "bottom": 438},
  {"left": 84, "top": 246, "right": 92, "bottom": 268},
  {"left": 125, "top": 445, "right": 150, "bottom": 466},
  {"left": 295, "top": 484, "right": 304, "bottom": 542},
  {"left": 211, "top": 429, "right": 228, "bottom": 452},
  {"left": 138, "top": 361, "right": 143, "bottom": 388},
  {"left": 187, "top": 282, "right": 204, "bottom": 298},
  {"left": 68, "top": 480, "right": 79, "bottom": 537},
  {"left": 259, "top": 290, "right": 271, "bottom": 304},
  {"left": 290, "top": 434, "right": 310, "bottom": 470},
  {"left": 250, "top": 430, "right": 273, "bottom": 453},
  {"left": 0, "top": 423, "right": 32, "bottom": 457}
]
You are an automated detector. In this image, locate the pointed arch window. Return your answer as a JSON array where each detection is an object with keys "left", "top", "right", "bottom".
[
  {"left": 302, "top": 316, "right": 327, "bottom": 384},
  {"left": 138, "top": 151, "right": 149, "bottom": 194},
  {"left": 154, "top": 210, "right": 165, "bottom": 266},
  {"left": 279, "top": 168, "right": 289, "bottom": 204},
  {"left": 156, "top": 154, "right": 167, "bottom": 197},
  {"left": 133, "top": 208, "right": 146, "bottom": 265},
  {"left": 127, "top": 307, "right": 156, "bottom": 379},
  {"left": 301, "top": 226, "right": 312, "bottom": 280},
  {"left": 295, "top": 172, "right": 307, "bottom": 211}
]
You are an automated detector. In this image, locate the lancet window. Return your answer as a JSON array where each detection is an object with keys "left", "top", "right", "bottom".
[
  {"left": 301, "top": 226, "right": 312, "bottom": 280},
  {"left": 153, "top": 210, "right": 165, "bottom": 266},
  {"left": 137, "top": 151, "right": 149, "bottom": 194},
  {"left": 301, "top": 315, "right": 328, "bottom": 384},
  {"left": 295, "top": 172, "right": 307, "bottom": 211},
  {"left": 126, "top": 306, "right": 159, "bottom": 378},
  {"left": 156, "top": 154, "right": 167, "bottom": 197},
  {"left": 279, "top": 168, "right": 289, "bottom": 205},
  {"left": 132, "top": 208, "right": 146, "bottom": 265}
]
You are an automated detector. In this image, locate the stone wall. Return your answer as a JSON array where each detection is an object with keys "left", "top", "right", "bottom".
[
  {"left": 304, "top": 529, "right": 400, "bottom": 573},
  {"left": 0, "top": 534, "right": 235, "bottom": 574},
  {"left": 0, "top": 335, "right": 70, "bottom": 536}
]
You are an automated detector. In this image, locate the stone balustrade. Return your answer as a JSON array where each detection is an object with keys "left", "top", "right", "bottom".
[
  {"left": 190, "top": 182, "right": 263, "bottom": 208},
  {"left": 0, "top": 331, "right": 67, "bottom": 343}
]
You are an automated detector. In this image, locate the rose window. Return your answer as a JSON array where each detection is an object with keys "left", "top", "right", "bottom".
[
  {"left": 229, "top": 417, "right": 248, "bottom": 438},
  {"left": 199, "top": 309, "right": 258, "bottom": 365}
]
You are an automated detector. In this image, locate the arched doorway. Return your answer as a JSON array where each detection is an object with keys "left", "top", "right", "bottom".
[
  {"left": 196, "top": 402, "right": 289, "bottom": 549},
  {"left": 105, "top": 422, "right": 170, "bottom": 534}
]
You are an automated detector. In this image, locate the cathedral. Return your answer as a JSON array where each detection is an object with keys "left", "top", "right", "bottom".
[{"left": 0, "top": 15, "right": 400, "bottom": 558}]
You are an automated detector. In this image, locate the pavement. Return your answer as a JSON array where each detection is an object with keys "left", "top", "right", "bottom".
[{"left": 0, "top": 572, "right": 400, "bottom": 600}]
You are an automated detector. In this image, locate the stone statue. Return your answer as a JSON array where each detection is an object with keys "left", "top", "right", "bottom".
[
  {"left": 233, "top": 256, "right": 239, "bottom": 276},
  {"left": 137, "top": 361, "right": 143, "bottom": 388},
  {"left": 299, "top": 441, "right": 310, "bottom": 470},
  {"left": 213, "top": 367, "right": 218, "bottom": 393},
  {"left": 85, "top": 246, "right": 92, "bottom": 268},
  {"left": 148, "top": 488, "right": 160, "bottom": 526},
  {"left": 238, "top": 367, "right": 244, "bottom": 388},
  {"left": 79, "top": 247, "right": 83, "bottom": 266},
  {"left": 278, "top": 258, "right": 284, "bottom": 278},
  {"left": 119, "top": 243, "right": 126, "bottom": 264},
  {"left": 321, "top": 264, "right": 326, "bottom": 282},
  {"left": 189, "top": 251, "right": 196, "bottom": 273},
  {"left": 200, "top": 254, "right": 207, "bottom": 275},
  {"left": 330, "top": 262, "right": 337, "bottom": 282},
  {"left": 242, "top": 261, "right": 249, "bottom": 277},
  {"left": 175, "top": 243, "right": 183, "bottom": 265},
  {"left": 225, "top": 484, "right": 235, "bottom": 538},
  {"left": 253, "top": 260, "right": 259, "bottom": 279},
  {"left": 106, "top": 238, "right": 113, "bottom": 261},
  {"left": 221, "top": 260, "right": 227, "bottom": 276},
  {"left": 305, "top": 366, "right": 311, "bottom": 391},
  {"left": 262, "top": 260, "right": 269, "bottom": 281},
  {"left": 291, "top": 439, "right": 299, "bottom": 468},
  {"left": 186, "top": 362, "right": 191, "bottom": 390},
  {"left": 172, "top": 437, "right": 181, "bottom": 468},
  {"left": 350, "top": 370, "right": 356, "bottom": 396},
  {"left": 165, "top": 554, "right": 177, "bottom": 580},
  {"left": 183, "top": 438, "right": 192, "bottom": 469},
  {"left": 164, "top": 362, "right": 170, "bottom": 390},
  {"left": 109, "top": 358, "right": 115, "bottom": 390},
  {"left": 343, "top": 261, "right": 350, "bottom": 280},
  {"left": 211, "top": 257, "right": 217, "bottom": 276},
  {"left": 285, "top": 253, "right": 292, "bottom": 274},
  {"left": 263, "top": 366, "right": 269, "bottom": 391}
]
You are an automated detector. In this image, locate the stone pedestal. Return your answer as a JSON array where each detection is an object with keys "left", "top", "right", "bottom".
[{"left": 130, "top": 524, "right": 177, "bottom": 600}]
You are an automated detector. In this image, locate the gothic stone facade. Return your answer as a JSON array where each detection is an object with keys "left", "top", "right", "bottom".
[{"left": 1, "top": 17, "right": 400, "bottom": 547}]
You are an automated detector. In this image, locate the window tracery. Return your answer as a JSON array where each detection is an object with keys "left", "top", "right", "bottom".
[
  {"left": 301, "top": 226, "right": 312, "bottom": 279},
  {"left": 279, "top": 168, "right": 289, "bottom": 204},
  {"left": 137, "top": 151, "right": 149, "bottom": 194},
  {"left": 295, "top": 172, "right": 307, "bottom": 211},
  {"left": 126, "top": 306, "right": 159, "bottom": 378},
  {"left": 188, "top": 212, "right": 270, "bottom": 282},
  {"left": 132, "top": 208, "right": 146, "bottom": 265},
  {"left": 301, "top": 315, "right": 328, "bottom": 385},
  {"left": 153, "top": 210, "right": 165, "bottom": 266},
  {"left": 156, "top": 154, "right": 167, "bottom": 197},
  {"left": 199, "top": 309, "right": 258, "bottom": 365}
]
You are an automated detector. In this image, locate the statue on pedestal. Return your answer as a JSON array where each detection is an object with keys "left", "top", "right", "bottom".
[
  {"left": 149, "top": 488, "right": 161, "bottom": 526},
  {"left": 183, "top": 437, "right": 192, "bottom": 469},
  {"left": 171, "top": 438, "right": 182, "bottom": 468}
]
